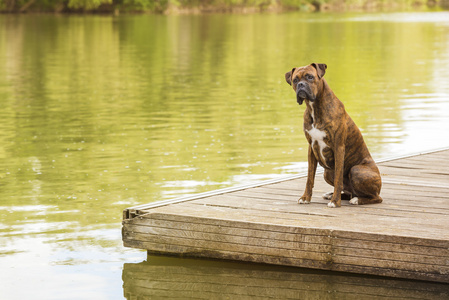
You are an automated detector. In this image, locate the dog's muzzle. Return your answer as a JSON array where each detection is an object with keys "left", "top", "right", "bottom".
[{"left": 296, "top": 82, "right": 311, "bottom": 105}]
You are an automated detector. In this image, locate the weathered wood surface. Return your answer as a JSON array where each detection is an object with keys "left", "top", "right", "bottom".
[
  {"left": 122, "top": 148, "right": 449, "bottom": 283},
  {"left": 123, "top": 256, "right": 449, "bottom": 300}
]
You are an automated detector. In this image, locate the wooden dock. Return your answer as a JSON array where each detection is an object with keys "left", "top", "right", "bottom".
[{"left": 122, "top": 148, "right": 449, "bottom": 283}]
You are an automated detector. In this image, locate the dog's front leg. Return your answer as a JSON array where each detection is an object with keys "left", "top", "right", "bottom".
[
  {"left": 299, "top": 145, "right": 317, "bottom": 204},
  {"left": 328, "top": 142, "right": 345, "bottom": 208}
]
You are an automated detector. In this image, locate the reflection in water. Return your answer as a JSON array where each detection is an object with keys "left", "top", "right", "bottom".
[
  {"left": 123, "top": 256, "right": 449, "bottom": 299},
  {"left": 0, "top": 12, "right": 449, "bottom": 299}
]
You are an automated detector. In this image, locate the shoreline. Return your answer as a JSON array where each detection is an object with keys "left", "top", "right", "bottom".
[{"left": 0, "top": 0, "right": 447, "bottom": 15}]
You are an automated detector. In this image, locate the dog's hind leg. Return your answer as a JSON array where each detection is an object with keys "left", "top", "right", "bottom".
[{"left": 348, "top": 163, "right": 382, "bottom": 205}]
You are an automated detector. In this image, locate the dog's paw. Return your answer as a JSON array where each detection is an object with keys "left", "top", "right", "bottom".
[
  {"left": 327, "top": 201, "right": 336, "bottom": 208},
  {"left": 322, "top": 192, "right": 333, "bottom": 200},
  {"left": 298, "top": 198, "right": 310, "bottom": 204},
  {"left": 349, "top": 197, "right": 359, "bottom": 205}
]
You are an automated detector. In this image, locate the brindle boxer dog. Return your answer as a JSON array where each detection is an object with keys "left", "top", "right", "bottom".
[{"left": 285, "top": 63, "right": 382, "bottom": 208}]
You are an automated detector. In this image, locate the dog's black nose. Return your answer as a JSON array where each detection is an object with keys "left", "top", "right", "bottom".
[{"left": 297, "top": 82, "right": 306, "bottom": 89}]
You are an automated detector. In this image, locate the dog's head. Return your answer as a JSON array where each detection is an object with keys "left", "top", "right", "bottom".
[{"left": 285, "top": 63, "right": 327, "bottom": 105}]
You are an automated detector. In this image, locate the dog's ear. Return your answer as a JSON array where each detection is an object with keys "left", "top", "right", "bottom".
[
  {"left": 285, "top": 68, "right": 296, "bottom": 85},
  {"left": 311, "top": 63, "right": 327, "bottom": 79}
]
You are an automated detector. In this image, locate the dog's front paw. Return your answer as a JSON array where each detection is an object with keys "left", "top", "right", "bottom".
[
  {"left": 327, "top": 201, "right": 341, "bottom": 208},
  {"left": 298, "top": 196, "right": 311, "bottom": 204},
  {"left": 349, "top": 197, "right": 359, "bottom": 205}
]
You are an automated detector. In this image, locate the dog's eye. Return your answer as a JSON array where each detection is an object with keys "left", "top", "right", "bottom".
[
  {"left": 306, "top": 74, "right": 314, "bottom": 81},
  {"left": 293, "top": 77, "right": 299, "bottom": 84}
]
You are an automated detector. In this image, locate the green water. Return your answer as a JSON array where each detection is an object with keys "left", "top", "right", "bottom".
[{"left": 1, "top": 12, "right": 449, "bottom": 299}]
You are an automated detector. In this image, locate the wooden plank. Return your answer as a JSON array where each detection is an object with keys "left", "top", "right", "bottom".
[
  {"left": 125, "top": 212, "right": 449, "bottom": 258},
  {"left": 129, "top": 209, "right": 449, "bottom": 248},
  {"left": 379, "top": 167, "right": 449, "bottom": 182},
  {"left": 125, "top": 217, "right": 333, "bottom": 246},
  {"left": 128, "top": 208, "right": 335, "bottom": 235},
  {"left": 124, "top": 230, "right": 331, "bottom": 262},
  {"left": 126, "top": 204, "right": 449, "bottom": 247},
  {"left": 123, "top": 239, "right": 449, "bottom": 283},
  {"left": 124, "top": 239, "right": 330, "bottom": 270},
  {"left": 138, "top": 202, "right": 449, "bottom": 240},
  {"left": 125, "top": 215, "right": 449, "bottom": 258},
  {"left": 380, "top": 165, "right": 448, "bottom": 174},
  {"left": 263, "top": 177, "right": 449, "bottom": 197},
  {"left": 380, "top": 177, "right": 449, "bottom": 189},
  {"left": 208, "top": 190, "right": 449, "bottom": 214},
  {"left": 124, "top": 224, "right": 332, "bottom": 256},
  {"left": 380, "top": 170, "right": 449, "bottom": 181},
  {"left": 123, "top": 223, "right": 449, "bottom": 264},
  {"left": 236, "top": 184, "right": 449, "bottom": 204},
  {"left": 394, "top": 158, "right": 449, "bottom": 167},
  {"left": 190, "top": 194, "right": 449, "bottom": 223}
]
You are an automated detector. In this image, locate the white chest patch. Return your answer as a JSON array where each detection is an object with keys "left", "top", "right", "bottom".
[
  {"left": 306, "top": 102, "right": 328, "bottom": 164},
  {"left": 306, "top": 125, "right": 327, "bottom": 164}
]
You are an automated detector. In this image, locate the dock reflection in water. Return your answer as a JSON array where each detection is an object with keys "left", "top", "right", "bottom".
[{"left": 123, "top": 255, "right": 448, "bottom": 299}]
